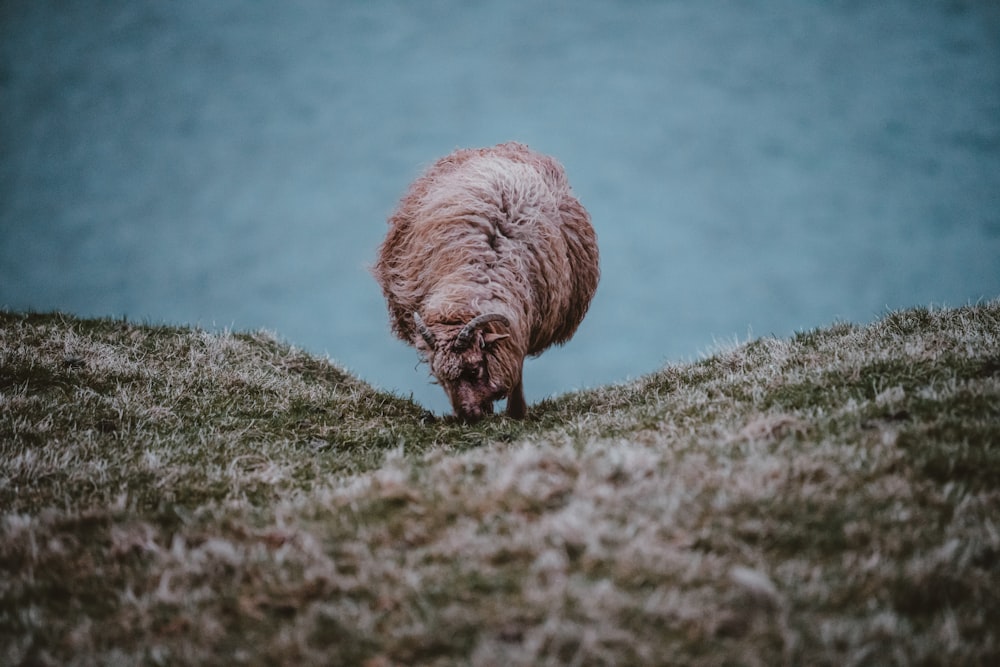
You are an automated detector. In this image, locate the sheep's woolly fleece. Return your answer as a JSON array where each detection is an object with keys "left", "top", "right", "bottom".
[{"left": 373, "top": 142, "right": 599, "bottom": 418}]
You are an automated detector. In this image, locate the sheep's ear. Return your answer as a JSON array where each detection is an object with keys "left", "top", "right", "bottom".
[{"left": 482, "top": 332, "right": 510, "bottom": 348}]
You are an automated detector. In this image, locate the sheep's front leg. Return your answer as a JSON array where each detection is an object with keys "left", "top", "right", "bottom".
[{"left": 506, "top": 376, "right": 527, "bottom": 419}]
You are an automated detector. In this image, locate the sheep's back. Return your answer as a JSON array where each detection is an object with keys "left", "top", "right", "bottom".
[{"left": 374, "top": 143, "right": 599, "bottom": 354}]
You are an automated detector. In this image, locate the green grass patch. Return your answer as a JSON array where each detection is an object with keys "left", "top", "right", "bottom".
[{"left": 2, "top": 302, "right": 999, "bottom": 665}]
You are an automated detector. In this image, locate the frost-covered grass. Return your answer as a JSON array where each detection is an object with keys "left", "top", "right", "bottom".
[{"left": 2, "top": 303, "right": 998, "bottom": 665}]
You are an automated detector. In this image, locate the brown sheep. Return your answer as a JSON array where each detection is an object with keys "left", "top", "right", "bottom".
[{"left": 373, "top": 142, "right": 599, "bottom": 421}]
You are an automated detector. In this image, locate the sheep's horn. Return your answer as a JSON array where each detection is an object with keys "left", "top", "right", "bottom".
[
  {"left": 413, "top": 312, "right": 437, "bottom": 350},
  {"left": 455, "top": 313, "right": 510, "bottom": 350}
]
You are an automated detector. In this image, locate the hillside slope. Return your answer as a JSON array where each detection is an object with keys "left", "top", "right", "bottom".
[{"left": 2, "top": 303, "right": 998, "bottom": 665}]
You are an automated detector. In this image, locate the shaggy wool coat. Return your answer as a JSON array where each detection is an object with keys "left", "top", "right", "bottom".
[{"left": 373, "top": 142, "right": 599, "bottom": 413}]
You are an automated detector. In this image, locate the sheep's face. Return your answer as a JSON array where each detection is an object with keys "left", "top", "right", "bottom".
[
  {"left": 433, "top": 332, "right": 510, "bottom": 421},
  {"left": 413, "top": 313, "right": 512, "bottom": 422}
]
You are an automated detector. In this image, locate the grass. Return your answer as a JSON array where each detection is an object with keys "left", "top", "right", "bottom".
[{"left": 1, "top": 302, "right": 998, "bottom": 666}]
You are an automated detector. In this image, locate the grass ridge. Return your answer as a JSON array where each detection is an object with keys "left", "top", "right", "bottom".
[{"left": 2, "top": 302, "right": 998, "bottom": 665}]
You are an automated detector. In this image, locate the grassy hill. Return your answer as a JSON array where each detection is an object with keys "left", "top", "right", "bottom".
[{"left": 2, "top": 303, "right": 998, "bottom": 666}]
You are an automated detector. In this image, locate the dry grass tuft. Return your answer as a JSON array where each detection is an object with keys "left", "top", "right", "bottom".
[{"left": 2, "top": 303, "right": 998, "bottom": 665}]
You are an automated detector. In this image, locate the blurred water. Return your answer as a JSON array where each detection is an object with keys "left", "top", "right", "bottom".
[{"left": 2, "top": 1, "right": 999, "bottom": 415}]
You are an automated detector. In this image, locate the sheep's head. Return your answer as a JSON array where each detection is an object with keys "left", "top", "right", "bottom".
[{"left": 413, "top": 312, "right": 513, "bottom": 422}]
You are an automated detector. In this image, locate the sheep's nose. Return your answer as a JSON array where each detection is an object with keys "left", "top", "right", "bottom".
[{"left": 458, "top": 406, "right": 485, "bottom": 423}]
